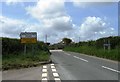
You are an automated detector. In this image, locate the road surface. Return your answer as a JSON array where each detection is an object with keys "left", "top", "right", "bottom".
[{"left": 2, "top": 50, "right": 119, "bottom": 82}]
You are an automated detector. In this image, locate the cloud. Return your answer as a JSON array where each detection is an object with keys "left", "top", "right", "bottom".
[
  {"left": 72, "top": 0, "right": 118, "bottom": 8},
  {"left": 72, "top": 0, "right": 119, "bottom": 3},
  {"left": 0, "top": 16, "right": 116, "bottom": 43},
  {"left": 26, "top": 0, "right": 73, "bottom": 32},
  {"left": 0, "top": 16, "right": 26, "bottom": 38},
  {"left": 79, "top": 16, "right": 116, "bottom": 41},
  {"left": 1, "top": 1, "right": 117, "bottom": 43},
  {"left": 2, "top": 0, "right": 23, "bottom": 5}
]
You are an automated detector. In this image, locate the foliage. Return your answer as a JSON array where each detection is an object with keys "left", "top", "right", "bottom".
[
  {"left": 2, "top": 51, "right": 50, "bottom": 70},
  {"left": 64, "top": 46, "right": 119, "bottom": 61},
  {"left": 2, "top": 37, "right": 50, "bottom": 55},
  {"left": 63, "top": 36, "right": 120, "bottom": 61},
  {"left": 62, "top": 38, "right": 72, "bottom": 45},
  {"left": 2, "top": 37, "right": 51, "bottom": 70}
]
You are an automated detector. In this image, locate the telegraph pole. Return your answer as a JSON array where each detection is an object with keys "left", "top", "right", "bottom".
[
  {"left": 45, "top": 34, "right": 47, "bottom": 43},
  {"left": 79, "top": 37, "right": 80, "bottom": 42}
]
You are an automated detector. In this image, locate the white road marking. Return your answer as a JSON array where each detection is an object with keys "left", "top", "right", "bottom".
[
  {"left": 51, "top": 64, "right": 55, "bottom": 66},
  {"left": 42, "top": 78, "right": 48, "bottom": 80},
  {"left": 54, "top": 78, "right": 61, "bottom": 80},
  {"left": 50, "top": 50, "right": 63, "bottom": 52},
  {"left": 53, "top": 73, "right": 59, "bottom": 77},
  {"left": 52, "top": 69, "right": 57, "bottom": 72},
  {"left": 42, "top": 69, "right": 47, "bottom": 72},
  {"left": 66, "top": 53, "right": 71, "bottom": 56},
  {"left": 43, "top": 66, "right": 47, "bottom": 69},
  {"left": 73, "top": 56, "right": 79, "bottom": 59},
  {"left": 73, "top": 56, "right": 88, "bottom": 62},
  {"left": 51, "top": 66, "right": 55, "bottom": 69},
  {"left": 78, "top": 58, "right": 88, "bottom": 62},
  {"left": 42, "top": 73, "right": 47, "bottom": 77},
  {"left": 102, "top": 66, "right": 120, "bottom": 73}
]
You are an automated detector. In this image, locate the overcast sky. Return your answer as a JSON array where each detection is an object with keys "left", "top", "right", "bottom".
[{"left": 0, "top": 0, "right": 119, "bottom": 43}]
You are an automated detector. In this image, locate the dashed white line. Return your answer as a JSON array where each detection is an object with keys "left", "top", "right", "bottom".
[
  {"left": 42, "top": 78, "right": 48, "bottom": 80},
  {"left": 54, "top": 78, "right": 61, "bottom": 80},
  {"left": 73, "top": 56, "right": 79, "bottom": 59},
  {"left": 65, "top": 53, "right": 71, "bottom": 56},
  {"left": 51, "top": 64, "right": 55, "bottom": 66},
  {"left": 102, "top": 66, "right": 120, "bottom": 73},
  {"left": 52, "top": 69, "right": 57, "bottom": 72},
  {"left": 43, "top": 66, "right": 47, "bottom": 69},
  {"left": 78, "top": 58, "right": 88, "bottom": 62},
  {"left": 51, "top": 66, "right": 55, "bottom": 69},
  {"left": 42, "top": 73, "right": 47, "bottom": 77},
  {"left": 53, "top": 73, "right": 59, "bottom": 77},
  {"left": 73, "top": 56, "right": 88, "bottom": 62},
  {"left": 42, "top": 69, "right": 47, "bottom": 72}
]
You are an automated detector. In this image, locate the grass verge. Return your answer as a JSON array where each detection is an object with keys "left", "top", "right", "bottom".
[
  {"left": 2, "top": 51, "right": 50, "bottom": 70},
  {"left": 64, "top": 46, "right": 120, "bottom": 61}
]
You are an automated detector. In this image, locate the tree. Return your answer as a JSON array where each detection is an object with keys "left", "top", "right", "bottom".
[{"left": 62, "top": 38, "right": 72, "bottom": 45}]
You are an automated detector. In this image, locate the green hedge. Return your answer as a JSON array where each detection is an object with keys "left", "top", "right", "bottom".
[{"left": 64, "top": 46, "right": 119, "bottom": 61}]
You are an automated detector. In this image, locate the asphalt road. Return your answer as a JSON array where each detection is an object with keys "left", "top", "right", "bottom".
[
  {"left": 50, "top": 50, "right": 119, "bottom": 80},
  {"left": 2, "top": 50, "right": 119, "bottom": 81}
]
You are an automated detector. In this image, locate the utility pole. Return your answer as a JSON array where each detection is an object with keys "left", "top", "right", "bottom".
[
  {"left": 79, "top": 37, "right": 80, "bottom": 42},
  {"left": 104, "top": 39, "right": 105, "bottom": 50},
  {"left": 45, "top": 34, "right": 47, "bottom": 43},
  {"left": 108, "top": 39, "right": 111, "bottom": 50}
]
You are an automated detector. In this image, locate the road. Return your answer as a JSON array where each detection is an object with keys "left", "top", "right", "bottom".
[
  {"left": 51, "top": 50, "right": 119, "bottom": 80},
  {"left": 2, "top": 50, "right": 119, "bottom": 82}
]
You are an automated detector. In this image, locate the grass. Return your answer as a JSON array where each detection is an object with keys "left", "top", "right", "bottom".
[
  {"left": 0, "top": 55, "right": 1, "bottom": 70},
  {"left": 64, "top": 46, "right": 120, "bottom": 61},
  {"left": 2, "top": 51, "right": 50, "bottom": 70}
]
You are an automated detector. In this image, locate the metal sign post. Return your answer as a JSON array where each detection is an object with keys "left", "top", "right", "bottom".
[{"left": 20, "top": 32, "right": 37, "bottom": 55}]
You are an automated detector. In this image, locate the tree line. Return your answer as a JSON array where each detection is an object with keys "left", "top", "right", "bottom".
[{"left": 49, "top": 36, "right": 120, "bottom": 49}]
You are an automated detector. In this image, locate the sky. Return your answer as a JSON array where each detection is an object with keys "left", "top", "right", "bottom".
[{"left": 0, "top": 0, "right": 119, "bottom": 44}]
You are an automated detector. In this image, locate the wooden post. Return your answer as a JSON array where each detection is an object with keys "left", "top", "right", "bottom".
[{"left": 24, "top": 44, "right": 26, "bottom": 55}]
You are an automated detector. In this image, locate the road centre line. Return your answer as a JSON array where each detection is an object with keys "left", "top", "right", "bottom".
[
  {"left": 73, "top": 56, "right": 79, "bottom": 59},
  {"left": 102, "top": 66, "right": 120, "bottom": 73},
  {"left": 66, "top": 53, "right": 71, "bottom": 56},
  {"left": 78, "top": 57, "right": 88, "bottom": 62},
  {"left": 64, "top": 53, "right": 71, "bottom": 56},
  {"left": 73, "top": 56, "right": 88, "bottom": 62}
]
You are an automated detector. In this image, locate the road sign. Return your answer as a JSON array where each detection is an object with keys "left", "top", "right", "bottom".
[{"left": 20, "top": 32, "right": 37, "bottom": 43}]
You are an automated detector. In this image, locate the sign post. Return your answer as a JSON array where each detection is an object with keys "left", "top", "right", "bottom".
[
  {"left": 20, "top": 32, "right": 37, "bottom": 55},
  {"left": 103, "top": 39, "right": 111, "bottom": 51},
  {"left": 24, "top": 44, "right": 26, "bottom": 55}
]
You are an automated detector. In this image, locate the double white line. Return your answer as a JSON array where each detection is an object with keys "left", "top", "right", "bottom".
[{"left": 42, "top": 64, "right": 61, "bottom": 81}]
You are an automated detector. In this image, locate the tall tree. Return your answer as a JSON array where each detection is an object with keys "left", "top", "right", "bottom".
[{"left": 62, "top": 38, "right": 72, "bottom": 45}]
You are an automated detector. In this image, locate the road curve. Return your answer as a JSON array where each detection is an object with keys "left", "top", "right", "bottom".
[{"left": 50, "top": 50, "right": 119, "bottom": 80}]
